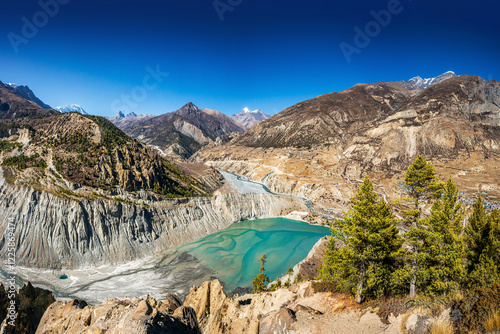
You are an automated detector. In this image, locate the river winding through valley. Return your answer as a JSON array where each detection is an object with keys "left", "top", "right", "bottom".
[{"left": 0, "top": 170, "right": 331, "bottom": 304}]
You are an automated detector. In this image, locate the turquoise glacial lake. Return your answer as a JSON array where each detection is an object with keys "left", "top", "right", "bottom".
[{"left": 177, "top": 218, "right": 330, "bottom": 292}]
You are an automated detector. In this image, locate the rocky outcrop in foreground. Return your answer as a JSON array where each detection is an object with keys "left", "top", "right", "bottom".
[
  {"left": 36, "top": 295, "right": 199, "bottom": 334},
  {"left": 36, "top": 279, "right": 455, "bottom": 334},
  {"left": 0, "top": 282, "right": 55, "bottom": 334}
]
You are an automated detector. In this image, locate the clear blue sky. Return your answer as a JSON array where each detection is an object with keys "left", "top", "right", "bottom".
[{"left": 1, "top": 0, "right": 499, "bottom": 117}]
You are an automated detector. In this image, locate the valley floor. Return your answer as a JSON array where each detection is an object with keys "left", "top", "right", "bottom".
[{"left": 0, "top": 170, "right": 328, "bottom": 305}]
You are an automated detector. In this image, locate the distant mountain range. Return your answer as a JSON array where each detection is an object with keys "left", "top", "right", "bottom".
[
  {"left": 54, "top": 104, "right": 89, "bottom": 115},
  {"left": 230, "top": 108, "right": 270, "bottom": 129},
  {"left": 3, "top": 82, "right": 91, "bottom": 116},
  {"left": 4, "top": 83, "right": 51, "bottom": 109},
  {"left": 108, "top": 111, "right": 155, "bottom": 128},
  {"left": 109, "top": 103, "right": 245, "bottom": 159}
]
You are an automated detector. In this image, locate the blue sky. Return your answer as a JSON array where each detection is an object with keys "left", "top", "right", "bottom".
[{"left": 1, "top": 0, "right": 499, "bottom": 117}]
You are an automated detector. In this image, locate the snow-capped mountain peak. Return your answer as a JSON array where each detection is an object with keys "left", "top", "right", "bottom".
[
  {"left": 55, "top": 104, "right": 89, "bottom": 115},
  {"left": 231, "top": 108, "right": 270, "bottom": 129},
  {"left": 242, "top": 107, "right": 262, "bottom": 114},
  {"left": 408, "top": 71, "right": 457, "bottom": 89}
]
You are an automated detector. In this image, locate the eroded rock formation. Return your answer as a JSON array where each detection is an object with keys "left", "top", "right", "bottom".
[{"left": 0, "top": 167, "right": 303, "bottom": 269}]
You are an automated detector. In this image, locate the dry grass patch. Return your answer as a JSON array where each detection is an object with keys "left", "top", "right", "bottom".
[
  {"left": 428, "top": 319, "right": 454, "bottom": 334},
  {"left": 484, "top": 309, "right": 500, "bottom": 333}
]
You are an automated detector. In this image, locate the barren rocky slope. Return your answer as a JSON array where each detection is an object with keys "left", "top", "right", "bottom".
[{"left": 194, "top": 75, "right": 500, "bottom": 214}]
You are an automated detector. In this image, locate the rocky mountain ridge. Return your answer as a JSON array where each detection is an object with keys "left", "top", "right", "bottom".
[
  {"left": 108, "top": 111, "right": 155, "bottom": 129},
  {"left": 34, "top": 278, "right": 456, "bottom": 334},
  {"left": 0, "top": 111, "right": 207, "bottom": 198},
  {"left": 194, "top": 74, "right": 500, "bottom": 214},
  {"left": 4, "top": 83, "right": 51, "bottom": 109},
  {"left": 0, "top": 81, "right": 57, "bottom": 119},
  {"left": 110, "top": 102, "right": 245, "bottom": 159}
]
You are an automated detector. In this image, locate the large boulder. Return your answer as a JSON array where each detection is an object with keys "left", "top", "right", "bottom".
[
  {"left": 259, "top": 307, "right": 297, "bottom": 334},
  {"left": 183, "top": 279, "right": 228, "bottom": 328},
  {"left": 35, "top": 296, "right": 199, "bottom": 334}
]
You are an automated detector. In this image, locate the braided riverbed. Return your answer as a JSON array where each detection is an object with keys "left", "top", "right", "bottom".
[{"left": 177, "top": 218, "right": 330, "bottom": 292}]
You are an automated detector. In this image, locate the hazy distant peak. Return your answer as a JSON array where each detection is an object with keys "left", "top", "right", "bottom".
[{"left": 408, "top": 71, "right": 457, "bottom": 89}]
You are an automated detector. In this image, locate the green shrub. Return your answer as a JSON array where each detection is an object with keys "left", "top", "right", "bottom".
[
  {"left": 0, "top": 140, "right": 22, "bottom": 152},
  {"left": 2, "top": 153, "right": 47, "bottom": 169},
  {"left": 294, "top": 273, "right": 303, "bottom": 284}
]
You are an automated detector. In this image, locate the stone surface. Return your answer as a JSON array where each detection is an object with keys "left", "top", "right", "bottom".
[
  {"left": 35, "top": 296, "right": 199, "bottom": 334},
  {"left": 132, "top": 300, "right": 152, "bottom": 320},
  {"left": 404, "top": 313, "right": 433, "bottom": 334},
  {"left": 180, "top": 280, "right": 409, "bottom": 334},
  {"left": 259, "top": 307, "right": 297, "bottom": 334},
  {"left": 164, "top": 294, "right": 182, "bottom": 312}
]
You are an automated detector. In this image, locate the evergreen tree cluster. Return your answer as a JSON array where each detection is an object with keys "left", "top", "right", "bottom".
[{"left": 319, "top": 155, "right": 500, "bottom": 302}]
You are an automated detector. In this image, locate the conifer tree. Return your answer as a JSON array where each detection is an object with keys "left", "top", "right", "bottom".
[
  {"left": 319, "top": 178, "right": 403, "bottom": 303},
  {"left": 252, "top": 254, "right": 270, "bottom": 293},
  {"left": 465, "top": 198, "right": 500, "bottom": 288},
  {"left": 418, "top": 179, "right": 465, "bottom": 296},
  {"left": 399, "top": 155, "right": 442, "bottom": 297}
]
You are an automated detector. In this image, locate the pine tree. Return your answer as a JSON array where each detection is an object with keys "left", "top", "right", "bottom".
[
  {"left": 403, "top": 155, "right": 442, "bottom": 226},
  {"left": 490, "top": 209, "right": 500, "bottom": 268},
  {"left": 319, "top": 178, "right": 403, "bottom": 303},
  {"left": 465, "top": 198, "right": 500, "bottom": 288},
  {"left": 418, "top": 179, "right": 465, "bottom": 296},
  {"left": 251, "top": 254, "right": 270, "bottom": 293},
  {"left": 400, "top": 155, "right": 442, "bottom": 297}
]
